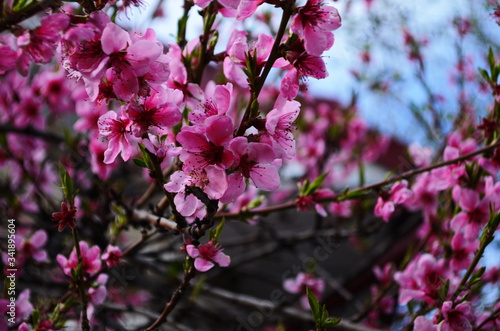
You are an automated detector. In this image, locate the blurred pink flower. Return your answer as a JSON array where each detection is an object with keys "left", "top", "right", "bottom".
[{"left": 186, "top": 241, "right": 230, "bottom": 272}]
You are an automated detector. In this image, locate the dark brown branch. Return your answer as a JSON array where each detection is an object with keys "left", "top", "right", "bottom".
[
  {"left": 145, "top": 263, "right": 197, "bottom": 330},
  {"left": 215, "top": 141, "right": 500, "bottom": 220},
  {"left": 0, "top": 0, "right": 62, "bottom": 32}
]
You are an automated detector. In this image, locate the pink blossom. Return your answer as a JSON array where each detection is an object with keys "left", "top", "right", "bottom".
[
  {"left": 280, "top": 40, "right": 328, "bottom": 100},
  {"left": 57, "top": 241, "right": 102, "bottom": 278},
  {"left": 283, "top": 273, "right": 325, "bottom": 310},
  {"left": 89, "top": 274, "right": 109, "bottom": 305},
  {"left": 220, "top": 137, "right": 280, "bottom": 203},
  {"left": 0, "top": 44, "right": 17, "bottom": 74},
  {"left": 291, "top": 0, "right": 341, "bottom": 56},
  {"left": 265, "top": 100, "right": 300, "bottom": 159},
  {"left": 405, "top": 173, "right": 439, "bottom": 217},
  {"left": 16, "top": 229, "right": 48, "bottom": 266},
  {"left": 74, "top": 100, "right": 108, "bottom": 135},
  {"left": 126, "top": 87, "right": 182, "bottom": 137},
  {"left": 3, "top": 289, "right": 33, "bottom": 324},
  {"left": 394, "top": 254, "right": 454, "bottom": 305},
  {"left": 102, "top": 245, "right": 122, "bottom": 268},
  {"left": 224, "top": 32, "right": 274, "bottom": 87},
  {"left": 450, "top": 187, "right": 490, "bottom": 240},
  {"left": 89, "top": 139, "right": 117, "bottom": 180},
  {"left": 440, "top": 301, "right": 475, "bottom": 331},
  {"left": 98, "top": 110, "right": 133, "bottom": 164},
  {"left": 373, "top": 263, "right": 394, "bottom": 287},
  {"left": 328, "top": 200, "right": 353, "bottom": 218},
  {"left": 189, "top": 83, "right": 233, "bottom": 124},
  {"left": 177, "top": 115, "right": 236, "bottom": 172},
  {"left": 52, "top": 202, "right": 77, "bottom": 232},
  {"left": 186, "top": 241, "right": 230, "bottom": 272},
  {"left": 16, "top": 13, "right": 69, "bottom": 73},
  {"left": 374, "top": 180, "right": 413, "bottom": 222},
  {"left": 164, "top": 166, "right": 227, "bottom": 217},
  {"left": 296, "top": 188, "right": 334, "bottom": 217},
  {"left": 218, "top": 0, "right": 265, "bottom": 20},
  {"left": 142, "top": 134, "right": 181, "bottom": 160},
  {"left": 409, "top": 143, "right": 433, "bottom": 167},
  {"left": 450, "top": 232, "right": 478, "bottom": 271},
  {"left": 414, "top": 316, "right": 438, "bottom": 331}
]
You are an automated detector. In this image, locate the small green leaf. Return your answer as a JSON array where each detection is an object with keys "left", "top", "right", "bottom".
[
  {"left": 210, "top": 218, "right": 225, "bottom": 242},
  {"left": 250, "top": 98, "right": 260, "bottom": 117},
  {"left": 469, "top": 266, "right": 486, "bottom": 285},
  {"left": 32, "top": 309, "right": 41, "bottom": 327},
  {"left": 133, "top": 158, "right": 148, "bottom": 168},
  {"left": 479, "top": 67, "right": 491, "bottom": 83},
  {"left": 321, "top": 305, "right": 329, "bottom": 321},
  {"left": 306, "top": 287, "right": 321, "bottom": 321},
  {"left": 488, "top": 47, "right": 496, "bottom": 73},
  {"left": 438, "top": 278, "right": 450, "bottom": 301},
  {"left": 58, "top": 163, "right": 75, "bottom": 206},
  {"left": 246, "top": 195, "right": 265, "bottom": 209},
  {"left": 323, "top": 317, "right": 341, "bottom": 327},
  {"left": 189, "top": 276, "right": 206, "bottom": 302},
  {"left": 304, "top": 172, "right": 328, "bottom": 196},
  {"left": 339, "top": 189, "right": 369, "bottom": 201}
]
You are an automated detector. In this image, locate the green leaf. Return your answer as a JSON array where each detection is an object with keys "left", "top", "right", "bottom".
[
  {"left": 321, "top": 305, "right": 329, "bottom": 321},
  {"left": 306, "top": 287, "right": 321, "bottom": 321},
  {"left": 298, "top": 179, "right": 310, "bottom": 196},
  {"left": 322, "top": 317, "right": 341, "bottom": 327},
  {"left": 338, "top": 189, "right": 369, "bottom": 201},
  {"left": 58, "top": 163, "right": 75, "bottom": 206},
  {"left": 469, "top": 266, "right": 486, "bottom": 285},
  {"left": 304, "top": 172, "right": 328, "bottom": 196},
  {"left": 209, "top": 218, "right": 225, "bottom": 242},
  {"left": 12, "top": 0, "right": 35, "bottom": 13},
  {"left": 32, "top": 309, "right": 41, "bottom": 327},
  {"left": 250, "top": 98, "right": 260, "bottom": 118},
  {"left": 247, "top": 195, "right": 265, "bottom": 209},
  {"left": 488, "top": 47, "right": 496, "bottom": 73},
  {"left": 189, "top": 276, "right": 206, "bottom": 302},
  {"left": 133, "top": 158, "right": 148, "bottom": 168},
  {"left": 438, "top": 278, "right": 450, "bottom": 301}
]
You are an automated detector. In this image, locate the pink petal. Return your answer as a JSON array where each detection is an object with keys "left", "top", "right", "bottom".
[
  {"left": 250, "top": 164, "right": 280, "bottom": 191},
  {"left": 127, "top": 40, "right": 162, "bottom": 76},
  {"left": 194, "top": 258, "right": 215, "bottom": 272},
  {"left": 280, "top": 68, "right": 299, "bottom": 100},
  {"left": 213, "top": 251, "right": 231, "bottom": 267},
  {"left": 101, "top": 23, "right": 131, "bottom": 55},
  {"left": 220, "top": 172, "right": 245, "bottom": 203},
  {"left": 283, "top": 279, "right": 300, "bottom": 293},
  {"left": 186, "top": 245, "right": 200, "bottom": 258},
  {"left": 30, "top": 230, "right": 47, "bottom": 248},
  {"left": 213, "top": 85, "right": 232, "bottom": 114},
  {"left": 206, "top": 116, "right": 234, "bottom": 146},
  {"left": 247, "top": 142, "right": 275, "bottom": 163},
  {"left": 177, "top": 131, "right": 208, "bottom": 152},
  {"left": 459, "top": 188, "right": 479, "bottom": 212},
  {"left": 205, "top": 166, "right": 228, "bottom": 199}
]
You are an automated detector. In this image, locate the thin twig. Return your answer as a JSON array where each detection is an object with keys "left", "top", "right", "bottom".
[
  {"left": 215, "top": 140, "right": 500, "bottom": 220},
  {"left": 145, "top": 262, "right": 197, "bottom": 330}
]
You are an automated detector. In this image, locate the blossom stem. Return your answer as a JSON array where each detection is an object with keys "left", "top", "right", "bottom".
[
  {"left": 450, "top": 211, "right": 500, "bottom": 302},
  {"left": 71, "top": 228, "right": 90, "bottom": 331},
  {"left": 177, "top": 0, "right": 193, "bottom": 49},
  {"left": 192, "top": 3, "right": 217, "bottom": 85},
  {"left": 215, "top": 140, "right": 500, "bottom": 219},
  {"left": 474, "top": 306, "right": 500, "bottom": 330},
  {"left": 145, "top": 262, "right": 197, "bottom": 330},
  {"left": 147, "top": 150, "right": 188, "bottom": 228},
  {"left": 236, "top": 1, "right": 293, "bottom": 136}
]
